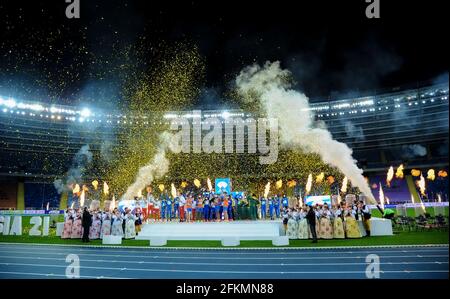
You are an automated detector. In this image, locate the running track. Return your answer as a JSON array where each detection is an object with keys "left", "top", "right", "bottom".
[{"left": 0, "top": 243, "right": 448, "bottom": 279}]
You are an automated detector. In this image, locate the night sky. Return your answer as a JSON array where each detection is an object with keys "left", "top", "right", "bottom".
[{"left": 0, "top": 0, "right": 448, "bottom": 107}]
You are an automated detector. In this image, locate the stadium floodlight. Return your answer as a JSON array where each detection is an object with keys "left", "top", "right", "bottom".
[
  {"left": 80, "top": 108, "right": 92, "bottom": 118},
  {"left": 222, "top": 111, "right": 230, "bottom": 119},
  {"left": 2, "top": 98, "right": 16, "bottom": 108},
  {"left": 79, "top": 117, "right": 85, "bottom": 123}
]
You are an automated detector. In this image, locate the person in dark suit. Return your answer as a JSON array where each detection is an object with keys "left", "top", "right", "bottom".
[
  {"left": 81, "top": 207, "right": 92, "bottom": 243},
  {"left": 306, "top": 205, "right": 318, "bottom": 243}
]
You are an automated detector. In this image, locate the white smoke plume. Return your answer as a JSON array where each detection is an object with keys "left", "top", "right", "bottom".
[
  {"left": 401, "top": 144, "right": 427, "bottom": 159},
  {"left": 343, "top": 120, "right": 365, "bottom": 141},
  {"left": 53, "top": 144, "right": 93, "bottom": 193},
  {"left": 122, "top": 132, "right": 180, "bottom": 200},
  {"left": 236, "top": 61, "right": 375, "bottom": 202}
]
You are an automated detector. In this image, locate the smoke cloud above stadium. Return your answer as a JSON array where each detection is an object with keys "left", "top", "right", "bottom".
[
  {"left": 235, "top": 61, "right": 375, "bottom": 202},
  {"left": 53, "top": 144, "right": 93, "bottom": 194}
]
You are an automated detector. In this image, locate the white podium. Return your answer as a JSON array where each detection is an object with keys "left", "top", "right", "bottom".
[
  {"left": 56, "top": 222, "right": 65, "bottom": 236},
  {"left": 358, "top": 217, "right": 393, "bottom": 236}
]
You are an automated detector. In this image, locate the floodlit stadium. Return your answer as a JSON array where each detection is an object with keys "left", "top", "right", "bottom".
[
  {"left": 0, "top": 0, "right": 448, "bottom": 282},
  {"left": 0, "top": 82, "right": 448, "bottom": 208}
]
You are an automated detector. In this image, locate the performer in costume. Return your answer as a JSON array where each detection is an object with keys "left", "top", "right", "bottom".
[
  {"left": 260, "top": 197, "right": 267, "bottom": 219},
  {"left": 314, "top": 204, "right": 321, "bottom": 237},
  {"left": 332, "top": 204, "right": 345, "bottom": 239},
  {"left": 124, "top": 208, "right": 137, "bottom": 239},
  {"left": 318, "top": 204, "right": 333, "bottom": 239},
  {"left": 286, "top": 209, "right": 298, "bottom": 239},
  {"left": 355, "top": 201, "right": 371, "bottom": 236},
  {"left": 135, "top": 207, "right": 143, "bottom": 234},
  {"left": 89, "top": 211, "right": 101, "bottom": 240},
  {"left": 111, "top": 208, "right": 124, "bottom": 237},
  {"left": 70, "top": 209, "right": 83, "bottom": 239},
  {"left": 100, "top": 209, "right": 112, "bottom": 239},
  {"left": 297, "top": 206, "right": 310, "bottom": 239},
  {"left": 344, "top": 208, "right": 362, "bottom": 238},
  {"left": 62, "top": 209, "right": 74, "bottom": 239}
]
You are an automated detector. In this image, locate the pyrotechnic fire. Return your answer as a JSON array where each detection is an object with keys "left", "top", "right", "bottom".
[
  {"left": 276, "top": 179, "right": 282, "bottom": 190},
  {"left": 72, "top": 184, "right": 80, "bottom": 194},
  {"left": 341, "top": 176, "right": 348, "bottom": 193},
  {"left": 171, "top": 183, "right": 177, "bottom": 198},
  {"left": 158, "top": 184, "right": 165, "bottom": 192},
  {"left": 111, "top": 195, "right": 116, "bottom": 210},
  {"left": 137, "top": 189, "right": 142, "bottom": 198},
  {"left": 427, "top": 169, "right": 435, "bottom": 181},
  {"left": 327, "top": 176, "right": 335, "bottom": 185},
  {"left": 70, "top": 201, "right": 74, "bottom": 209},
  {"left": 315, "top": 172, "right": 324, "bottom": 183},
  {"left": 378, "top": 183, "right": 385, "bottom": 210},
  {"left": 395, "top": 164, "right": 404, "bottom": 179},
  {"left": 386, "top": 166, "right": 394, "bottom": 187},
  {"left": 46, "top": 202, "right": 49, "bottom": 210},
  {"left": 181, "top": 181, "right": 188, "bottom": 188},
  {"left": 80, "top": 188, "right": 85, "bottom": 207},
  {"left": 438, "top": 194, "right": 442, "bottom": 203},
  {"left": 207, "top": 178, "right": 213, "bottom": 192},
  {"left": 418, "top": 175, "right": 426, "bottom": 196},
  {"left": 194, "top": 179, "right": 201, "bottom": 188},
  {"left": 438, "top": 170, "right": 448, "bottom": 177},
  {"left": 287, "top": 180, "right": 297, "bottom": 188},
  {"left": 92, "top": 180, "right": 98, "bottom": 190},
  {"left": 264, "top": 181, "right": 271, "bottom": 198},
  {"left": 146, "top": 186, "right": 152, "bottom": 193},
  {"left": 411, "top": 169, "right": 421, "bottom": 177},
  {"left": 305, "top": 174, "right": 312, "bottom": 194},
  {"left": 103, "top": 182, "right": 109, "bottom": 195}
]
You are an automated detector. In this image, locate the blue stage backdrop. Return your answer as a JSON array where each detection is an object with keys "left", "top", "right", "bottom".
[{"left": 215, "top": 178, "right": 231, "bottom": 194}]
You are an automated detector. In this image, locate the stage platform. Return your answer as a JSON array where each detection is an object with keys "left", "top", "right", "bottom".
[
  {"left": 136, "top": 220, "right": 284, "bottom": 241},
  {"left": 135, "top": 218, "right": 392, "bottom": 241}
]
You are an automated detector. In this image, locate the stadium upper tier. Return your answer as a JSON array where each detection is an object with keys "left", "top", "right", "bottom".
[{"left": 0, "top": 83, "right": 448, "bottom": 177}]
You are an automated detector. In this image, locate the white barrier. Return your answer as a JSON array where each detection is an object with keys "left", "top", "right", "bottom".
[
  {"left": 221, "top": 237, "right": 240, "bottom": 247},
  {"left": 149, "top": 237, "right": 167, "bottom": 246},
  {"left": 56, "top": 222, "right": 65, "bottom": 236},
  {"left": 102, "top": 235, "right": 122, "bottom": 245},
  {"left": 272, "top": 236, "right": 289, "bottom": 246}
]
